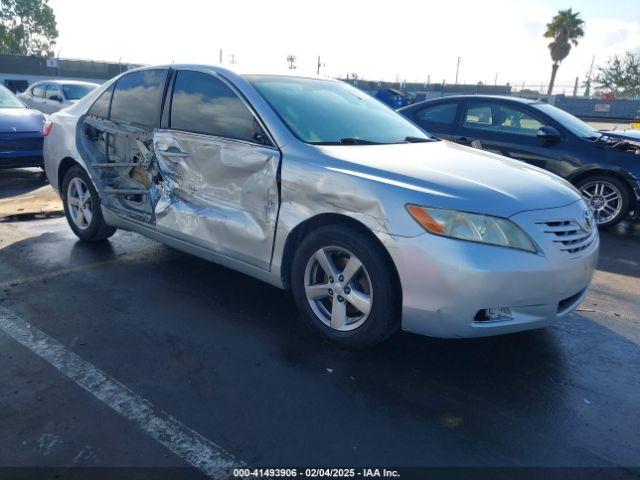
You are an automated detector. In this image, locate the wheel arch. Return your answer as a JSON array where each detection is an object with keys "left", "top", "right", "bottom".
[
  {"left": 279, "top": 213, "right": 402, "bottom": 302},
  {"left": 58, "top": 157, "right": 82, "bottom": 193}
]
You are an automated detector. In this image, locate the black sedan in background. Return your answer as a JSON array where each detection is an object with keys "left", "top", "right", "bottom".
[
  {"left": 0, "top": 85, "right": 46, "bottom": 169},
  {"left": 399, "top": 95, "right": 640, "bottom": 226}
]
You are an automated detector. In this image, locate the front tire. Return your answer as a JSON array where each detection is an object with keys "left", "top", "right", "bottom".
[
  {"left": 291, "top": 224, "right": 400, "bottom": 348},
  {"left": 62, "top": 165, "right": 116, "bottom": 241},
  {"left": 576, "top": 175, "right": 630, "bottom": 227}
]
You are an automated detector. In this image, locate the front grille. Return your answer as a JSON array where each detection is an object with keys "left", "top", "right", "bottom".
[
  {"left": 0, "top": 137, "right": 43, "bottom": 152},
  {"left": 537, "top": 219, "right": 596, "bottom": 255}
]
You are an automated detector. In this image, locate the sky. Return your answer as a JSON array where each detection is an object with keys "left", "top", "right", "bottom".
[{"left": 48, "top": 0, "right": 640, "bottom": 90}]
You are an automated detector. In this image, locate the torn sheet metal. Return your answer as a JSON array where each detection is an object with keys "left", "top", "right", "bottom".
[{"left": 78, "top": 116, "right": 158, "bottom": 223}]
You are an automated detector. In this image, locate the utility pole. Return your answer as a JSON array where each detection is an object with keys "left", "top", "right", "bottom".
[
  {"left": 494, "top": 72, "right": 498, "bottom": 86},
  {"left": 317, "top": 56, "right": 325, "bottom": 75},
  {"left": 287, "top": 55, "right": 297, "bottom": 70},
  {"left": 584, "top": 55, "right": 595, "bottom": 97},
  {"left": 219, "top": 49, "right": 223, "bottom": 64},
  {"left": 455, "top": 56, "right": 461, "bottom": 85},
  {"left": 573, "top": 76, "right": 579, "bottom": 96}
]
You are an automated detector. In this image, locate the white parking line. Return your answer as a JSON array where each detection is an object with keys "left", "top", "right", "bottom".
[{"left": 0, "top": 305, "right": 242, "bottom": 479}]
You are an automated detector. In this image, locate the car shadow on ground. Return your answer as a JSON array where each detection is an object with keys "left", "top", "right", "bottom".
[
  {"left": 0, "top": 168, "right": 48, "bottom": 199},
  {"left": 596, "top": 220, "right": 640, "bottom": 279}
]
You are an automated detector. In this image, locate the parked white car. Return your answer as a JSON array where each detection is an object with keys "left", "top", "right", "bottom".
[{"left": 18, "top": 80, "right": 99, "bottom": 114}]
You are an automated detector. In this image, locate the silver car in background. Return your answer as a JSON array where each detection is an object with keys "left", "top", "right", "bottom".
[
  {"left": 18, "top": 79, "right": 99, "bottom": 114},
  {"left": 43, "top": 65, "right": 598, "bottom": 348}
]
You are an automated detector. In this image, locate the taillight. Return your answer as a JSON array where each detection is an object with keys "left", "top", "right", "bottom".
[{"left": 43, "top": 119, "right": 53, "bottom": 136}]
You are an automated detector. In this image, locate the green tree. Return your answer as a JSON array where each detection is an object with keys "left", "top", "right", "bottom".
[
  {"left": 594, "top": 52, "right": 640, "bottom": 98},
  {"left": 544, "top": 8, "right": 585, "bottom": 95},
  {"left": 0, "top": 0, "right": 58, "bottom": 57}
]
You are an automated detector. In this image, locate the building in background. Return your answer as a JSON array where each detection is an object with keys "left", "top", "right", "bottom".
[{"left": 0, "top": 54, "right": 142, "bottom": 93}]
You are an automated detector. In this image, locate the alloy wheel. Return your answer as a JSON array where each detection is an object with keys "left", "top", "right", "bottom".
[
  {"left": 67, "top": 177, "right": 93, "bottom": 230},
  {"left": 580, "top": 181, "right": 622, "bottom": 225},
  {"left": 304, "top": 246, "right": 373, "bottom": 331}
]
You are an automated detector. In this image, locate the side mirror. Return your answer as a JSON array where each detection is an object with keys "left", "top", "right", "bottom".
[
  {"left": 537, "top": 126, "right": 561, "bottom": 142},
  {"left": 50, "top": 95, "right": 63, "bottom": 103}
]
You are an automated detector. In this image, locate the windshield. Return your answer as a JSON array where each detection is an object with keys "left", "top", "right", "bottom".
[
  {"left": 62, "top": 84, "right": 97, "bottom": 100},
  {"left": 247, "top": 76, "right": 430, "bottom": 145},
  {"left": 0, "top": 85, "right": 25, "bottom": 108},
  {"left": 532, "top": 103, "right": 598, "bottom": 139}
]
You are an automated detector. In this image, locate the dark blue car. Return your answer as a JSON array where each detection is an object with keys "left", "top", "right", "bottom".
[
  {"left": 375, "top": 88, "right": 414, "bottom": 109},
  {"left": 399, "top": 95, "right": 640, "bottom": 227},
  {"left": 0, "top": 84, "right": 45, "bottom": 169}
]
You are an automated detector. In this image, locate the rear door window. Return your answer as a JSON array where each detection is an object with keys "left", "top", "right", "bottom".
[
  {"left": 170, "top": 70, "right": 266, "bottom": 144},
  {"left": 415, "top": 102, "right": 458, "bottom": 125},
  {"left": 46, "top": 84, "right": 62, "bottom": 101},
  {"left": 110, "top": 69, "right": 167, "bottom": 128}
]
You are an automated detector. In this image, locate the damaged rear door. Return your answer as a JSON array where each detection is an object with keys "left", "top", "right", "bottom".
[
  {"left": 78, "top": 68, "right": 169, "bottom": 224},
  {"left": 152, "top": 70, "right": 281, "bottom": 270}
]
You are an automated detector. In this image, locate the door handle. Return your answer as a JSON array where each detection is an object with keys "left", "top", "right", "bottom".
[{"left": 156, "top": 143, "right": 190, "bottom": 158}]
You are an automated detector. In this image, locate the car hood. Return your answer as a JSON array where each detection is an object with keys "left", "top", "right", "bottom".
[
  {"left": 0, "top": 108, "right": 45, "bottom": 133},
  {"left": 600, "top": 129, "right": 640, "bottom": 142},
  {"left": 317, "top": 140, "right": 582, "bottom": 218}
]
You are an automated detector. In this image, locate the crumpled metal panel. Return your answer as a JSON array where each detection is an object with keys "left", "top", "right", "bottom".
[
  {"left": 77, "top": 117, "right": 157, "bottom": 223},
  {"left": 152, "top": 130, "right": 280, "bottom": 270}
]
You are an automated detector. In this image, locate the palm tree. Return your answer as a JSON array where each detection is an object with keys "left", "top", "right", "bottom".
[{"left": 544, "top": 9, "right": 585, "bottom": 95}]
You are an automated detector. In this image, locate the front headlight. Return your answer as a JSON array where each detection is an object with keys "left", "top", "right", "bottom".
[{"left": 406, "top": 205, "right": 537, "bottom": 253}]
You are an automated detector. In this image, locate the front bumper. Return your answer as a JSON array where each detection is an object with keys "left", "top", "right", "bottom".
[{"left": 389, "top": 200, "right": 599, "bottom": 338}]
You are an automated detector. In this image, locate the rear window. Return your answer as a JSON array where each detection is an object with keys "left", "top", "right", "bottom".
[
  {"left": 110, "top": 70, "right": 166, "bottom": 128},
  {"left": 88, "top": 85, "right": 114, "bottom": 118},
  {"left": 415, "top": 103, "right": 458, "bottom": 125}
]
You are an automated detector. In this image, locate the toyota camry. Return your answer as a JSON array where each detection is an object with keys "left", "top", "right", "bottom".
[{"left": 43, "top": 66, "right": 598, "bottom": 347}]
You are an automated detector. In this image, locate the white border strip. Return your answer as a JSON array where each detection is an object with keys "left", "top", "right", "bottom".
[{"left": 0, "top": 305, "right": 242, "bottom": 479}]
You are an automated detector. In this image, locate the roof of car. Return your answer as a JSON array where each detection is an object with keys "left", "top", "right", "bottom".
[
  {"left": 118, "top": 64, "right": 338, "bottom": 82},
  {"left": 399, "top": 95, "right": 540, "bottom": 110},
  {"left": 32, "top": 79, "right": 100, "bottom": 86}
]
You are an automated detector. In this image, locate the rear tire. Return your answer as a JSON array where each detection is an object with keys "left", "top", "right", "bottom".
[
  {"left": 291, "top": 224, "right": 400, "bottom": 348},
  {"left": 62, "top": 165, "right": 116, "bottom": 241},
  {"left": 576, "top": 174, "right": 630, "bottom": 228}
]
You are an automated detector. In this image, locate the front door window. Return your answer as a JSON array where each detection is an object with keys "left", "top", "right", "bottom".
[{"left": 464, "top": 102, "right": 545, "bottom": 137}]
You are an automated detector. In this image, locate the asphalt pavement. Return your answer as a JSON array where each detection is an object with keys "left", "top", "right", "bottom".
[{"left": 0, "top": 168, "right": 638, "bottom": 479}]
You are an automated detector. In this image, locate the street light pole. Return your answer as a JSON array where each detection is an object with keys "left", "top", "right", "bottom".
[
  {"left": 317, "top": 56, "right": 326, "bottom": 75},
  {"left": 455, "top": 56, "right": 461, "bottom": 85},
  {"left": 287, "top": 55, "right": 297, "bottom": 70}
]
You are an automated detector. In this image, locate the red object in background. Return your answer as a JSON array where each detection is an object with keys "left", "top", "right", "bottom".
[{"left": 602, "top": 92, "right": 615, "bottom": 100}]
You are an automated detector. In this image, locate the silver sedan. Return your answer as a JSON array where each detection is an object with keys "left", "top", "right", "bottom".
[{"left": 43, "top": 65, "right": 598, "bottom": 348}]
